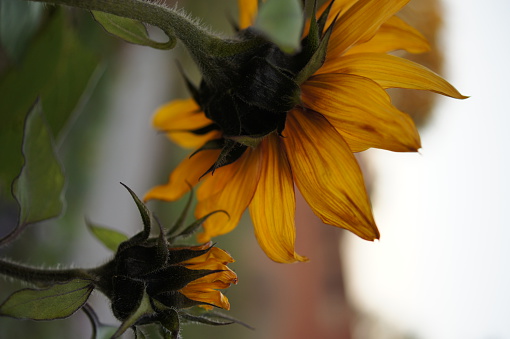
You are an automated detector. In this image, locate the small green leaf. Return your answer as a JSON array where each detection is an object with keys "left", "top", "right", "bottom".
[
  {"left": 254, "top": 0, "right": 304, "bottom": 53},
  {"left": 86, "top": 220, "right": 128, "bottom": 252},
  {"left": 120, "top": 183, "right": 151, "bottom": 242},
  {"left": 159, "top": 309, "right": 180, "bottom": 339},
  {"left": 0, "top": 279, "right": 93, "bottom": 320},
  {"left": 295, "top": 22, "right": 334, "bottom": 84},
  {"left": 168, "top": 210, "right": 228, "bottom": 242},
  {"left": 92, "top": 11, "right": 175, "bottom": 50},
  {"left": 135, "top": 327, "right": 147, "bottom": 339},
  {"left": 166, "top": 190, "right": 194, "bottom": 239},
  {"left": 112, "top": 291, "right": 154, "bottom": 338},
  {"left": 1, "top": 100, "right": 65, "bottom": 246}
]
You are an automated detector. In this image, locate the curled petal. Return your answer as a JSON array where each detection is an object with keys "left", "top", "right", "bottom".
[
  {"left": 153, "top": 99, "right": 218, "bottom": 148},
  {"left": 283, "top": 109, "right": 379, "bottom": 240},
  {"left": 344, "top": 16, "right": 430, "bottom": 55},
  {"left": 249, "top": 134, "right": 308, "bottom": 263},
  {"left": 318, "top": 53, "right": 467, "bottom": 98},
  {"left": 195, "top": 148, "right": 262, "bottom": 241},
  {"left": 302, "top": 73, "right": 420, "bottom": 152},
  {"left": 327, "top": 0, "right": 409, "bottom": 57},
  {"left": 144, "top": 149, "right": 220, "bottom": 201}
]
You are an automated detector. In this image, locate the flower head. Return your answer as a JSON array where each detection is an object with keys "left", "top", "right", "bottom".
[
  {"left": 88, "top": 185, "right": 240, "bottom": 337},
  {"left": 146, "top": 0, "right": 466, "bottom": 263}
]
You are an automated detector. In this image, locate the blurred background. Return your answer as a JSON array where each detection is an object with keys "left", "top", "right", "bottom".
[{"left": 0, "top": 0, "right": 508, "bottom": 338}]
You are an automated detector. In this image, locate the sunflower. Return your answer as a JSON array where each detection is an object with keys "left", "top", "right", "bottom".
[{"left": 145, "top": 0, "right": 465, "bottom": 263}]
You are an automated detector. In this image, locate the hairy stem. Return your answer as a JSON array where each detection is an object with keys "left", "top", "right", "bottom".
[
  {"left": 0, "top": 258, "right": 96, "bottom": 285},
  {"left": 28, "top": 0, "right": 261, "bottom": 76}
]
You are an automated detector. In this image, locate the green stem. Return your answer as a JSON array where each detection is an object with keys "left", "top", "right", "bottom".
[
  {"left": 0, "top": 258, "right": 96, "bottom": 285},
  {"left": 28, "top": 0, "right": 262, "bottom": 77}
]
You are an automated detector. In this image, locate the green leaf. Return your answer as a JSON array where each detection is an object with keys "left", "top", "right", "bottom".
[
  {"left": 0, "top": 9, "right": 99, "bottom": 195},
  {"left": 0, "top": 0, "right": 43, "bottom": 61},
  {"left": 86, "top": 221, "right": 128, "bottom": 252},
  {"left": 166, "top": 190, "right": 194, "bottom": 239},
  {"left": 168, "top": 210, "right": 228, "bottom": 243},
  {"left": 254, "top": 0, "right": 304, "bottom": 53},
  {"left": 120, "top": 183, "right": 152, "bottom": 243},
  {"left": 112, "top": 291, "right": 154, "bottom": 338},
  {"left": 92, "top": 11, "right": 175, "bottom": 50},
  {"left": 0, "top": 100, "right": 65, "bottom": 245},
  {"left": 0, "top": 279, "right": 94, "bottom": 320},
  {"left": 159, "top": 309, "right": 180, "bottom": 339}
]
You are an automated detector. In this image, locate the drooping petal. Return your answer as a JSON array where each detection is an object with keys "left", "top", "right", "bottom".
[
  {"left": 249, "top": 134, "right": 307, "bottom": 263},
  {"left": 344, "top": 16, "right": 430, "bottom": 55},
  {"left": 238, "top": 0, "right": 259, "bottom": 29},
  {"left": 318, "top": 53, "right": 467, "bottom": 98},
  {"left": 179, "top": 286, "right": 231, "bottom": 310},
  {"left": 302, "top": 73, "right": 420, "bottom": 152},
  {"left": 283, "top": 109, "right": 379, "bottom": 240},
  {"left": 153, "top": 99, "right": 219, "bottom": 149},
  {"left": 144, "top": 149, "right": 220, "bottom": 201},
  {"left": 327, "top": 0, "right": 409, "bottom": 57},
  {"left": 195, "top": 147, "right": 262, "bottom": 242}
]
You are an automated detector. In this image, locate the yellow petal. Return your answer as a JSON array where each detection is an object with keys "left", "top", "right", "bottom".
[
  {"left": 144, "top": 149, "right": 220, "bottom": 201},
  {"left": 238, "top": 0, "right": 259, "bottom": 29},
  {"left": 303, "top": 0, "right": 357, "bottom": 36},
  {"left": 249, "top": 134, "right": 308, "bottom": 263},
  {"left": 318, "top": 53, "right": 467, "bottom": 99},
  {"left": 195, "top": 147, "right": 262, "bottom": 241},
  {"left": 327, "top": 0, "right": 409, "bottom": 57},
  {"left": 302, "top": 73, "right": 420, "bottom": 152},
  {"left": 181, "top": 246, "right": 235, "bottom": 265},
  {"left": 344, "top": 16, "right": 430, "bottom": 55},
  {"left": 185, "top": 267, "right": 238, "bottom": 285},
  {"left": 283, "top": 109, "right": 379, "bottom": 240},
  {"left": 179, "top": 287, "right": 231, "bottom": 310},
  {"left": 153, "top": 99, "right": 218, "bottom": 149}
]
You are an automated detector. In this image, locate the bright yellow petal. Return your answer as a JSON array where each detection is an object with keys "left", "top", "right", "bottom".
[
  {"left": 238, "top": 0, "right": 259, "bottom": 29},
  {"left": 302, "top": 73, "right": 420, "bottom": 152},
  {"left": 344, "top": 16, "right": 429, "bottom": 55},
  {"left": 318, "top": 53, "right": 467, "bottom": 99},
  {"left": 144, "top": 149, "right": 220, "bottom": 201},
  {"left": 327, "top": 0, "right": 409, "bottom": 57},
  {"left": 303, "top": 0, "right": 357, "bottom": 36},
  {"left": 249, "top": 134, "right": 307, "bottom": 263},
  {"left": 283, "top": 109, "right": 379, "bottom": 240},
  {"left": 195, "top": 147, "right": 262, "bottom": 241},
  {"left": 153, "top": 99, "right": 218, "bottom": 149}
]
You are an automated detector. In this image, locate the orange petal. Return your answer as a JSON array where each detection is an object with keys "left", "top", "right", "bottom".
[
  {"left": 181, "top": 247, "right": 235, "bottom": 265},
  {"left": 195, "top": 147, "right": 262, "bottom": 241},
  {"left": 318, "top": 53, "right": 466, "bottom": 98},
  {"left": 249, "top": 134, "right": 308, "bottom": 263},
  {"left": 179, "top": 287, "right": 231, "bottom": 310},
  {"left": 302, "top": 73, "right": 420, "bottom": 152},
  {"left": 144, "top": 149, "right": 220, "bottom": 201},
  {"left": 238, "top": 0, "right": 259, "bottom": 29},
  {"left": 283, "top": 109, "right": 379, "bottom": 240},
  {"left": 327, "top": 0, "right": 409, "bottom": 57},
  {"left": 344, "top": 16, "right": 430, "bottom": 55},
  {"left": 153, "top": 99, "right": 218, "bottom": 149},
  {"left": 303, "top": 0, "right": 357, "bottom": 36}
]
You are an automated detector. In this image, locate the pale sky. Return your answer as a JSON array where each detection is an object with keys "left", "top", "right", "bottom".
[{"left": 344, "top": 0, "right": 510, "bottom": 338}]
